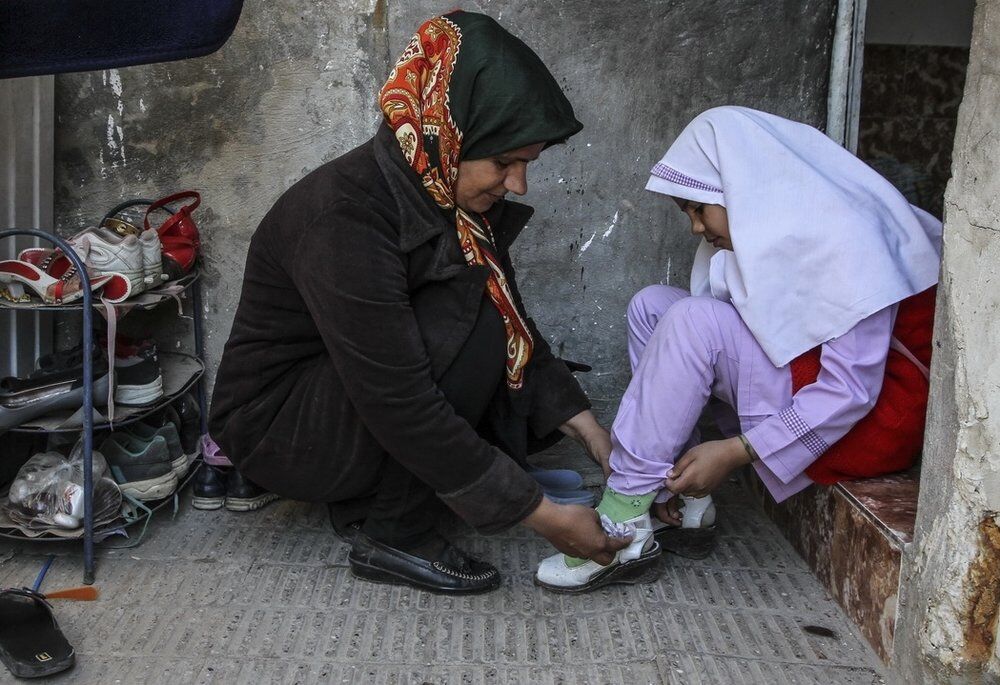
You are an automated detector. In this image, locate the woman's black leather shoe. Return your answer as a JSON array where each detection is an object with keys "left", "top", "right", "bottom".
[
  {"left": 348, "top": 533, "right": 501, "bottom": 594},
  {"left": 327, "top": 504, "right": 362, "bottom": 544}
]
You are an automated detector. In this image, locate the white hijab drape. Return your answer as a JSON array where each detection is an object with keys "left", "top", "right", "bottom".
[{"left": 646, "top": 106, "right": 942, "bottom": 367}]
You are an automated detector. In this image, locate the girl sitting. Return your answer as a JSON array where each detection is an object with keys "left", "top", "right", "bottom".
[{"left": 536, "top": 106, "right": 942, "bottom": 592}]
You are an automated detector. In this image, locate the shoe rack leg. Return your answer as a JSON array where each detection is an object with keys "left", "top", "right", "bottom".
[
  {"left": 53, "top": 232, "right": 96, "bottom": 585},
  {"left": 81, "top": 294, "right": 95, "bottom": 585},
  {"left": 0, "top": 229, "right": 97, "bottom": 585}
]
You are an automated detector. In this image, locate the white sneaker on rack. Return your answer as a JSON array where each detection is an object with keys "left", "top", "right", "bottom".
[
  {"left": 139, "top": 229, "right": 167, "bottom": 287},
  {"left": 70, "top": 227, "right": 145, "bottom": 296}
]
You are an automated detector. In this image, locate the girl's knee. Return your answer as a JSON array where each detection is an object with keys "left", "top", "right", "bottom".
[
  {"left": 627, "top": 285, "right": 689, "bottom": 327},
  {"left": 660, "top": 296, "right": 742, "bottom": 344}
]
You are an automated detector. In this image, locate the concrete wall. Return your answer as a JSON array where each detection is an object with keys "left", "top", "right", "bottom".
[
  {"left": 893, "top": 0, "right": 1000, "bottom": 681},
  {"left": 51, "top": 0, "right": 836, "bottom": 411}
]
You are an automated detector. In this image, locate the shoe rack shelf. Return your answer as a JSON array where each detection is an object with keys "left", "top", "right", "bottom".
[
  {"left": 0, "top": 457, "right": 205, "bottom": 544},
  {"left": 0, "top": 228, "right": 210, "bottom": 584},
  {"left": 0, "top": 271, "right": 199, "bottom": 311},
  {"left": 8, "top": 352, "right": 204, "bottom": 433}
]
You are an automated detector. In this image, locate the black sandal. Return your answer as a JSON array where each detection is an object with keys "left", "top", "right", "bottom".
[{"left": 0, "top": 588, "right": 75, "bottom": 679}]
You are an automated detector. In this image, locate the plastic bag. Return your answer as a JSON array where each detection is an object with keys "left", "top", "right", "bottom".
[
  {"left": 6, "top": 439, "right": 121, "bottom": 530},
  {"left": 599, "top": 513, "right": 637, "bottom": 540}
]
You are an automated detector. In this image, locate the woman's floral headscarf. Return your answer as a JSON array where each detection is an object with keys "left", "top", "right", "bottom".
[{"left": 379, "top": 11, "right": 582, "bottom": 390}]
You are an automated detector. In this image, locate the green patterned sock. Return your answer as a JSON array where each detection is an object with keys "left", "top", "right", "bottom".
[{"left": 564, "top": 489, "right": 657, "bottom": 567}]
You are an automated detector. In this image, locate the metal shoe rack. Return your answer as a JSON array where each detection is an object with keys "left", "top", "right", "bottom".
[{"left": 0, "top": 228, "right": 209, "bottom": 584}]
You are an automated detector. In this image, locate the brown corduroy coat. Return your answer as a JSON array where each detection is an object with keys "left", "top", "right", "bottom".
[{"left": 209, "top": 124, "right": 590, "bottom": 534}]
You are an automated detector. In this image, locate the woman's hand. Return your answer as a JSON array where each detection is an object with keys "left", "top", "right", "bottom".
[
  {"left": 560, "top": 410, "right": 612, "bottom": 480},
  {"left": 664, "top": 437, "right": 751, "bottom": 498},
  {"left": 522, "top": 497, "right": 630, "bottom": 565}
]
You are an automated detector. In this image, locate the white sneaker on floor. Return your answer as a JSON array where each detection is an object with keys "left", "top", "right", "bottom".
[
  {"left": 534, "top": 512, "right": 661, "bottom": 593},
  {"left": 652, "top": 495, "right": 718, "bottom": 560},
  {"left": 681, "top": 494, "right": 716, "bottom": 528}
]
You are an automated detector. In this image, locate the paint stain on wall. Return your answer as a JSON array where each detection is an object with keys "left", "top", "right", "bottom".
[
  {"left": 372, "top": 0, "right": 387, "bottom": 30},
  {"left": 963, "top": 514, "right": 1000, "bottom": 661}
]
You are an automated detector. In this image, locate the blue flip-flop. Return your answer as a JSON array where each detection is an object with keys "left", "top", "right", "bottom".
[
  {"left": 542, "top": 489, "right": 596, "bottom": 507},
  {"left": 527, "top": 467, "right": 585, "bottom": 492}
]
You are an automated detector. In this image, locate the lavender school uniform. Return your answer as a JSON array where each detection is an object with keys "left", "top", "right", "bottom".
[
  {"left": 607, "top": 285, "right": 896, "bottom": 503},
  {"left": 607, "top": 107, "right": 941, "bottom": 503}
]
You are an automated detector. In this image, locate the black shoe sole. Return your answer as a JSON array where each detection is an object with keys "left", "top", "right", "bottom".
[
  {"left": 349, "top": 557, "right": 502, "bottom": 595},
  {"left": 533, "top": 543, "right": 663, "bottom": 594},
  {"left": 654, "top": 525, "right": 717, "bottom": 560}
]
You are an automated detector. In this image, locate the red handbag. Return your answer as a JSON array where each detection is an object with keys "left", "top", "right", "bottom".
[
  {"left": 144, "top": 191, "right": 202, "bottom": 279},
  {"left": 791, "top": 286, "right": 937, "bottom": 484}
]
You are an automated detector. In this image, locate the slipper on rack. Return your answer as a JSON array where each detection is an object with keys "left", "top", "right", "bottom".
[
  {"left": 0, "top": 259, "right": 114, "bottom": 305},
  {"left": 17, "top": 247, "right": 133, "bottom": 304},
  {"left": 0, "top": 587, "right": 75, "bottom": 678},
  {"left": 0, "top": 368, "right": 111, "bottom": 433}
]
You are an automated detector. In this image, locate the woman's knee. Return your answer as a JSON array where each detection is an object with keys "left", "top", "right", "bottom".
[{"left": 626, "top": 284, "right": 689, "bottom": 330}]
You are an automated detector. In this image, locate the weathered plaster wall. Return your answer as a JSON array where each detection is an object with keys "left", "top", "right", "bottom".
[
  {"left": 394, "top": 0, "right": 835, "bottom": 410},
  {"left": 52, "top": 0, "right": 835, "bottom": 409},
  {"left": 893, "top": 0, "right": 1000, "bottom": 681}
]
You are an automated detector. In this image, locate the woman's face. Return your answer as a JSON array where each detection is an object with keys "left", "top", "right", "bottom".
[
  {"left": 455, "top": 142, "right": 546, "bottom": 213},
  {"left": 677, "top": 199, "right": 732, "bottom": 250}
]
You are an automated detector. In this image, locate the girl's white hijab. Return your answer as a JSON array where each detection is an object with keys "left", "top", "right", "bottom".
[{"left": 646, "top": 106, "right": 943, "bottom": 367}]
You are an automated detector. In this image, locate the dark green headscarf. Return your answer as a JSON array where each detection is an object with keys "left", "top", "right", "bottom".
[
  {"left": 445, "top": 11, "right": 583, "bottom": 160},
  {"left": 378, "top": 11, "right": 581, "bottom": 389}
]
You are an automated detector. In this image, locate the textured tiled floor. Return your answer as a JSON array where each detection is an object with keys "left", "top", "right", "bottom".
[{"left": 0, "top": 474, "right": 886, "bottom": 684}]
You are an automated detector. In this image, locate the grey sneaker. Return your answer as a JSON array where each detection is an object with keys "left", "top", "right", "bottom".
[
  {"left": 99, "top": 432, "right": 178, "bottom": 501},
  {"left": 127, "top": 421, "right": 187, "bottom": 478}
]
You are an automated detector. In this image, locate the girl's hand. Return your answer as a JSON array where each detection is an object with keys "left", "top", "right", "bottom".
[
  {"left": 652, "top": 496, "right": 683, "bottom": 527},
  {"left": 664, "top": 437, "right": 751, "bottom": 498}
]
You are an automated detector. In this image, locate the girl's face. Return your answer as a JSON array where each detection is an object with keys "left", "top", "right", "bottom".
[{"left": 676, "top": 199, "right": 732, "bottom": 251}]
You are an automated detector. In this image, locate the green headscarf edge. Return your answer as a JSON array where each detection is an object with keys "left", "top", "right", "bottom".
[{"left": 445, "top": 11, "right": 584, "bottom": 161}]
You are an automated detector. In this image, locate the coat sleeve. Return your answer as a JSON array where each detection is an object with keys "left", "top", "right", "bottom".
[
  {"left": 290, "top": 201, "right": 542, "bottom": 533},
  {"left": 498, "top": 250, "right": 592, "bottom": 437}
]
